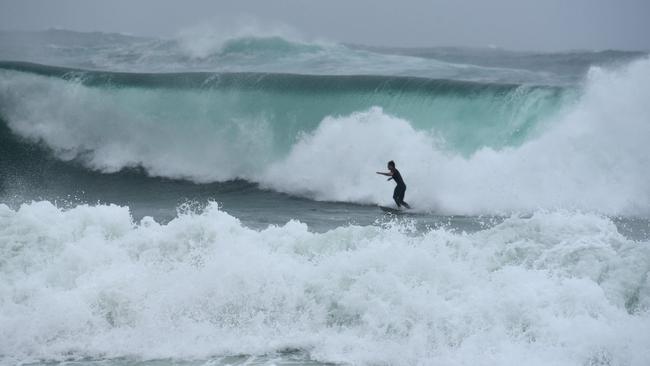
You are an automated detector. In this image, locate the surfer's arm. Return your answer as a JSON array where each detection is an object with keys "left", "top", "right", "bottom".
[{"left": 376, "top": 171, "right": 394, "bottom": 181}]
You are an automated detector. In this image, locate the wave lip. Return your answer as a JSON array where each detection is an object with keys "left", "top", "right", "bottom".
[
  {"left": 0, "top": 60, "right": 540, "bottom": 91},
  {"left": 0, "top": 202, "right": 649, "bottom": 365}
]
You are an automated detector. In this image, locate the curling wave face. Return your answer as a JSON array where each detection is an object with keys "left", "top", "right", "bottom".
[{"left": 1, "top": 58, "right": 649, "bottom": 215}]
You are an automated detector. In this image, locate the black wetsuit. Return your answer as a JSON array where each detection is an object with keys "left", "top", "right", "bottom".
[{"left": 391, "top": 169, "right": 409, "bottom": 208}]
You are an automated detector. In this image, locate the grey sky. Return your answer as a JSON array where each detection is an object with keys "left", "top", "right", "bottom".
[{"left": 0, "top": 0, "right": 648, "bottom": 51}]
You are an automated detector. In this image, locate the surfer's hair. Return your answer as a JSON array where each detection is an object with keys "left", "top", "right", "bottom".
[{"left": 388, "top": 160, "right": 395, "bottom": 167}]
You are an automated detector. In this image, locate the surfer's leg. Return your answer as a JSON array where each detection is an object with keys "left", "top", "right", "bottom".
[
  {"left": 400, "top": 187, "right": 410, "bottom": 209},
  {"left": 393, "top": 186, "right": 402, "bottom": 207},
  {"left": 395, "top": 186, "right": 407, "bottom": 208}
]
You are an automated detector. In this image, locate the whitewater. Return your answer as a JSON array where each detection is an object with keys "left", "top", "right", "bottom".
[{"left": 0, "top": 30, "right": 649, "bottom": 366}]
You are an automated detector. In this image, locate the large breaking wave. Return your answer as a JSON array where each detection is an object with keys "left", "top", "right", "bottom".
[{"left": 0, "top": 57, "right": 649, "bottom": 215}]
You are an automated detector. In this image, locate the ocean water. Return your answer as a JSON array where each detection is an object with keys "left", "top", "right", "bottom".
[{"left": 0, "top": 30, "right": 649, "bottom": 366}]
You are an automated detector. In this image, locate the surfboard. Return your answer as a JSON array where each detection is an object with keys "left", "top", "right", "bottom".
[{"left": 379, "top": 205, "right": 406, "bottom": 214}]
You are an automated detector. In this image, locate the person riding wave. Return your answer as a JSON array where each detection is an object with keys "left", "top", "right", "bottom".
[{"left": 376, "top": 160, "right": 411, "bottom": 209}]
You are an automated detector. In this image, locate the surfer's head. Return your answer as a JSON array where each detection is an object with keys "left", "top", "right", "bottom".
[{"left": 388, "top": 160, "right": 395, "bottom": 170}]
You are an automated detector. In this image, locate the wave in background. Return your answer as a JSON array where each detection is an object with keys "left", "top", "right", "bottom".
[
  {"left": 1, "top": 57, "right": 649, "bottom": 215},
  {"left": 1, "top": 29, "right": 646, "bottom": 84}
]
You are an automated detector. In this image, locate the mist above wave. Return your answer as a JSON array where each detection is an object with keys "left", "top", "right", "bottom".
[{"left": 2, "top": 29, "right": 638, "bottom": 84}]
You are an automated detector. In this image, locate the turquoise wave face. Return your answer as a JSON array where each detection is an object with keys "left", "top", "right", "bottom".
[
  {"left": 218, "top": 35, "right": 325, "bottom": 56},
  {"left": 0, "top": 62, "right": 574, "bottom": 155}
]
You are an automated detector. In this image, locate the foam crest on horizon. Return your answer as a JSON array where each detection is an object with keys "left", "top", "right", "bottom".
[
  {"left": 0, "top": 202, "right": 648, "bottom": 365},
  {"left": 0, "top": 29, "right": 564, "bottom": 82},
  {"left": 174, "top": 19, "right": 320, "bottom": 59}
]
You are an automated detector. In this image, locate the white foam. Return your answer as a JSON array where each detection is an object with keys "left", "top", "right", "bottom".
[
  {"left": 0, "top": 72, "right": 274, "bottom": 182},
  {"left": 263, "top": 58, "right": 650, "bottom": 215},
  {"left": 0, "top": 202, "right": 648, "bottom": 365}
]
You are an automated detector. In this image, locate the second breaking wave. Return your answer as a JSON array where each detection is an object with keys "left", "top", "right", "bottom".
[{"left": 1, "top": 202, "right": 649, "bottom": 365}]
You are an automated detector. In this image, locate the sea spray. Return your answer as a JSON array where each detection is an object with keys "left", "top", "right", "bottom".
[
  {"left": 0, "top": 30, "right": 576, "bottom": 83},
  {"left": 0, "top": 202, "right": 648, "bottom": 365}
]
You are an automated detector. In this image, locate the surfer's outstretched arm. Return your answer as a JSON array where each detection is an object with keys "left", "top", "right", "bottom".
[
  {"left": 377, "top": 171, "right": 394, "bottom": 181},
  {"left": 377, "top": 172, "right": 393, "bottom": 181}
]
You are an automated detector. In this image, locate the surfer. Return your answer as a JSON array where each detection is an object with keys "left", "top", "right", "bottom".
[{"left": 376, "top": 160, "right": 411, "bottom": 209}]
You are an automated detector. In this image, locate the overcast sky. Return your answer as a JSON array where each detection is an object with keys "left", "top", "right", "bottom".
[{"left": 1, "top": 0, "right": 648, "bottom": 51}]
